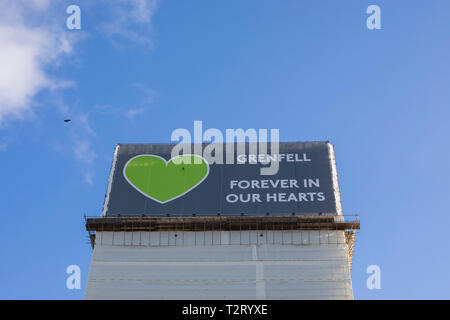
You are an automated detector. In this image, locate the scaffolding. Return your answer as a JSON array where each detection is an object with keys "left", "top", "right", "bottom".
[
  {"left": 85, "top": 214, "right": 359, "bottom": 257},
  {"left": 86, "top": 214, "right": 359, "bottom": 232}
]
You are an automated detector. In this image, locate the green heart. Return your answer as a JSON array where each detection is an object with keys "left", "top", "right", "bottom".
[{"left": 123, "top": 155, "right": 209, "bottom": 204}]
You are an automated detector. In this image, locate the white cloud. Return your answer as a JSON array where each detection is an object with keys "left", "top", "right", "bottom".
[
  {"left": 0, "top": 0, "right": 159, "bottom": 124},
  {"left": 102, "top": 0, "right": 158, "bottom": 47},
  {"left": 73, "top": 140, "right": 96, "bottom": 165},
  {"left": 0, "top": 1, "right": 160, "bottom": 183},
  {"left": 0, "top": 1, "right": 73, "bottom": 124},
  {"left": 83, "top": 171, "right": 94, "bottom": 186},
  {"left": 93, "top": 84, "right": 156, "bottom": 119},
  {"left": 72, "top": 136, "right": 96, "bottom": 186},
  {"left": 125, "top": 84, "right": 156, "bottom": 118},
  {"left": 67, "top": 112, "right": 97, "bottom": 185},
  {"left": 29, "top": 0, "right": 51, "bottom": 11},
  {"left": 70, "top": 114, "right": 97, "bottom": 165},
  {"left": 126, "top": 107, "right": 146, "bottom": 118}
]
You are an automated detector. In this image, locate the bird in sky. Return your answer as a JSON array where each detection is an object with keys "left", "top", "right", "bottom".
[{"left": 64, "top": 119, "right": 71, "bottom": 123}]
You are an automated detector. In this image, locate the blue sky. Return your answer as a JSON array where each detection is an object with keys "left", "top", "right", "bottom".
[{"left": 1, "top": 0, "right": 450, "bottom": 299}]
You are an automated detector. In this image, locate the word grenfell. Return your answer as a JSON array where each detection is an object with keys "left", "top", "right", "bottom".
[{"left": 237, "top": 153, "right": 311, "bottom": 164}]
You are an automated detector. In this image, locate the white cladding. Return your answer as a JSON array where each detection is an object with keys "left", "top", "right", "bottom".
[{"left": 85, "top": 230, "right": 353, "bottom": 299}]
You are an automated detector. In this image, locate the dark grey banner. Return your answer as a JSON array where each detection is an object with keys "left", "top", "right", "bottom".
[{"left": 102, "top": 142, "right": 340, "bottom": 216}]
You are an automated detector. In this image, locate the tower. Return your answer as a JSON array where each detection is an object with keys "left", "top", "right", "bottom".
[{"left": 85, "top": 142, "right": 359, "bottom": 299}]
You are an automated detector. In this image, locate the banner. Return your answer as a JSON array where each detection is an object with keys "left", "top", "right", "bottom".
[{"left": 101, "top": 142, "right": 341, "bottom": 216}]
